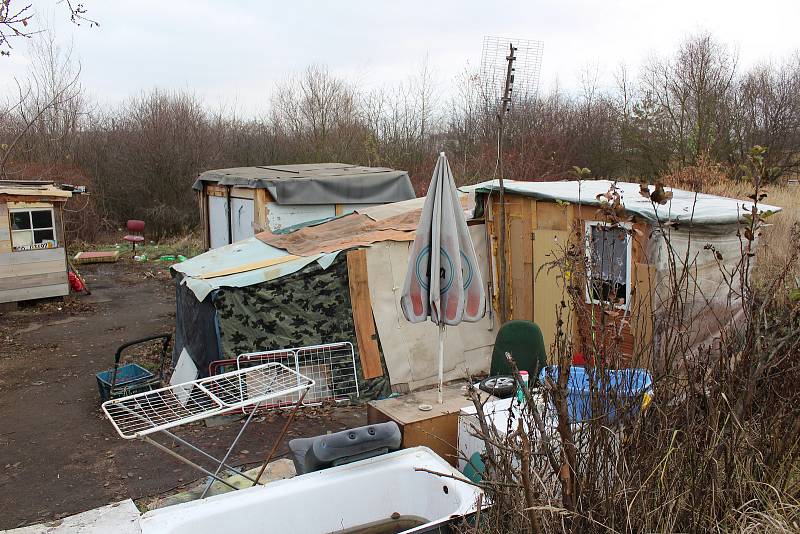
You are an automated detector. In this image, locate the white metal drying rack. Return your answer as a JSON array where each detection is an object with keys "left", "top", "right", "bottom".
[{"left": 102, "top": 362, "right": 314, "bottom": 497}]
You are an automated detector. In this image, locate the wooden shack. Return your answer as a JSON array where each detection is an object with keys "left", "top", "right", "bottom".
[
  {"left": 477, "top": 180, "right": 780, "bottom": 369},
  {"left": 193, "top": 163, "right": 416, "bottom": 250},
  {"left": 0, "top": 181, "right": 73, "bottom": 304}
]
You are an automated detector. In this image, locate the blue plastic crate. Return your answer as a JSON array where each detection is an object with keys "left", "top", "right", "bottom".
[
  {"left": 538, "top": 366, "right": 652, "bottom": 423},
  {"left": 96, "top": 363, "right": 155, "bottom": 402}
]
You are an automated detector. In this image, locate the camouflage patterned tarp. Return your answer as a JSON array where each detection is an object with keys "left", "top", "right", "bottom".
[{"left": 212, "top": 256, "right": 390, "bottom": 400}]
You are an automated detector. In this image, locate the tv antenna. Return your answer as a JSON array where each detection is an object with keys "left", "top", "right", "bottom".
[
  {"left": 480, "top": 36, "right": 544, "bottom": 112},
  {"left": 480, "top": 36, "right": 544, "bottom": 323}
]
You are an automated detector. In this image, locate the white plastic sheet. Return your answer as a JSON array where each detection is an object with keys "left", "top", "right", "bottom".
[{"left": 477, "top": 180, "right": 782, "bottom": 225}]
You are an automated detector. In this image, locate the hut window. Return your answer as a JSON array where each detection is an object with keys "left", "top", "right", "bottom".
[
  {"left": 10, "top": 208, "right": 57, "bottom": 251},
  {"left": 585, "top": 222, "right": 631, "bottom": 307}
]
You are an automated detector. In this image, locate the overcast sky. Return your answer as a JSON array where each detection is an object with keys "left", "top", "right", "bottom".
[{"left": 3, "top": 0, "right": 799, "bottom": 114}]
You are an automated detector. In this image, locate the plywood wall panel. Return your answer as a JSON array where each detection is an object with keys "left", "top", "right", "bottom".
[
  {"left": 346, "top": 249, "right": 384, "bottom": 379},
  {"left": 0, "top": 282, "right": 68, "bottom": 303},
  {"left": 532, "top": 229, "right": 570, "bottom": 360}
]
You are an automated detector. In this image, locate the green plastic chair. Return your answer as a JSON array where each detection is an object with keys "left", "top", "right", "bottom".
[{"left": 490, "top": 320, "right": 548, "bottom": 381}]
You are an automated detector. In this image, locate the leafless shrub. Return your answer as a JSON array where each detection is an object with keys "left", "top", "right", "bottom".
[
  {"left": 1, "top": 30, "right": 84, "bottom": 177},
  {"left": 2, "top": 31, "right": 799, "bottom": 239},
  {"left": 462, "top": 150, "right": 800, "bottom": 533}
]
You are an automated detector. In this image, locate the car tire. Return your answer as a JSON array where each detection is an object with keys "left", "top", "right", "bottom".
[{"left": 478, "top": 375, "right": 516, "bottom": 398}]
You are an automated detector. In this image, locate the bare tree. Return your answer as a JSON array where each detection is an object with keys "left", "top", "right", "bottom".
[
  {"left": 0, "top": 30, "right": 84, "bottom": 177},
  {"left": 270, "top": 65, "right": 365, "bottom": 162},
  {"left": 1, "top": 30, "right": 797, "bottom": 238},
  {"left": 733, "top": 55, "right": 800, "bottom": 181},
  {"left": 640, "top": 33, "right": 738, "bottom": 168},
  {"left": 0, "top": 0, "right": 97, "bottom": 56}
]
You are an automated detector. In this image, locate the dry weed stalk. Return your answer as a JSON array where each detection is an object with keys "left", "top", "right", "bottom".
[{"left": 461, "top": 149, "right": 800, "bottom": 533}]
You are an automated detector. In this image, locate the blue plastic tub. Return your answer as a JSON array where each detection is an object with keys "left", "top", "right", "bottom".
[
  {"left": 538, "top": 366, "right": 652, "bottom": 423},
  {"left": 96, "top": 363, "right": 155, "bottom": 402}
]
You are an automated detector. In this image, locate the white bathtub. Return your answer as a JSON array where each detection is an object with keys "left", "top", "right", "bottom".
[{"left": 140, "top": 447, "right": 482, "bottom": 534}]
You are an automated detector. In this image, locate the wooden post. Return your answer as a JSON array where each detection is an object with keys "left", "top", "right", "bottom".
[
  {"left": 346, "top": 249, "right": 383, "bottom": 379},
  {"left": 199, "top": 186, "right": 210, "bottom": 250},
  {"left": 225, "top": 185, "right": 232, "bottom": 245}
]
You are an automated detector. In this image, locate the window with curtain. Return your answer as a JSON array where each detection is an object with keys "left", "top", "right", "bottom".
[
  {"left": 10, "top": 208, "right": 57, "bottom": 251},
  {"left": 585, "top": 222, "right": 630, "bottom": 306}
]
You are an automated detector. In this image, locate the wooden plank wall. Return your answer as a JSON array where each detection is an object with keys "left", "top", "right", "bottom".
[
  {"left": 504, "top": 195, "right": 532, "bottom": 321},
  {"left": 0, "top": 202, "right": 69, "bottom": 303},
  {"left": 487, "top": 193, "right": 655, "bottom": 367},
  {"left": 0, "top": 244, "right": 68, "bottom": 304},
  {"left": 253, "top": 189, "right": 269, "bottom": 233},
  {"left": 631, "top": 262, "right": 657, "bottom": 368},
  {"left": 532, "top": 228, "right": 570, "bottom": 359},
  {"left": 0, "top": 202, "right": 11, "bottom": 253},
  {"left": 198, "top": 189, "right": 210, "bottom": 250}
]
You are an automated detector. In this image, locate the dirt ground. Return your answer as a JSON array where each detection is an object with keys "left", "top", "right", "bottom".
[{"left": 0, "top": 259, "right": 366, "bottom": 530}]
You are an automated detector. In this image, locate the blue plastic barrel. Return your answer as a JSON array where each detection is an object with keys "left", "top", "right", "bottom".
[{"left": 537, "top": 366, "right": 652, "bottom": 423}]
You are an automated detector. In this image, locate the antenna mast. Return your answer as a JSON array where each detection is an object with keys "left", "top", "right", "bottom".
[
  {"left": 495, "top": 43, "right": 516, "bottom": 323},
  {"left": 481, "top": 36, "right": 543, "bottom": 324}
]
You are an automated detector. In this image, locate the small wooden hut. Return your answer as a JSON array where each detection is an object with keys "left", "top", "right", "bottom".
[
  {"left": 0, "top": 181, "right": 73, "bottom": 304},
  {"left": 476, "top": 180, "right": 780, "bottom": 370},
  {"left": 193, "top": 163, "right": 416, "bottom": 250}
]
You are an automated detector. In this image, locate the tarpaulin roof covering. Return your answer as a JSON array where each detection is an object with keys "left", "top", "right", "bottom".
[
  {"left": 175, "top": 190, "right": 474, "bottom": 300},
  {"left": 192, "top": 163, "right": 416, "bottom": 206},
  {"left": 172, "top": 237, "right": 339, "bottom": 301},
  {"left": 476, "top": 180, "right": 782, "bottom": 225}
]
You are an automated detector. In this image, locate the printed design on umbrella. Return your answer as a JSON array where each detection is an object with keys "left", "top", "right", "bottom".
[{"left": 414, "top": 245, "right": 476, "bottom": 293}]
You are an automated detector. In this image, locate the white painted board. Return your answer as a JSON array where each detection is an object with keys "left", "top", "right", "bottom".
[
  {"left": 230, "top": 198, "right": 254, "bottom": 243},
  {"left": 265, "top": 203, "right": 335, "bottom": 232},
  {"left": 208, "top": 196, "right": 229, "bottom": 249},
  {"left": 4, "top": 499, "right": 141, "bottom": 534}
]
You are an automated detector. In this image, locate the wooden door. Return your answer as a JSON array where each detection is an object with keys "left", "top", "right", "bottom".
[{"left": 532, "top": 229, "right": 570, "bottom": 361}]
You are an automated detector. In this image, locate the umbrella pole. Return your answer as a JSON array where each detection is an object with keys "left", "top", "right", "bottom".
[{"left": 438, "top": 324, "right": 445, "bottom": 404}]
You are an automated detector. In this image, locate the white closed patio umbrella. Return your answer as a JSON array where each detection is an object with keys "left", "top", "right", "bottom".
[{"left": 401, "top": 152, "right": 486, "bottom": 403}]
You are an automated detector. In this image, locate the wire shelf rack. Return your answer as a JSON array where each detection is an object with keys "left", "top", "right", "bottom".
[
  {"left": 237, "top": 342, "right": 359, "bottom": 408},
  {"left": 102, "top": 362, "right": 313, "bottom": 439}
]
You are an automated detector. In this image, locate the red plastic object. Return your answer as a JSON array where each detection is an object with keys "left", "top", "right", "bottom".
[
  {"left": 68, "top": 271, "right": 86, "bottom": 293},
  {"left": 126, "top": 220, "right": 145, "bottom": 233},
  {"left": 123, "top": 220, "right": 146, "bottom": 253}
]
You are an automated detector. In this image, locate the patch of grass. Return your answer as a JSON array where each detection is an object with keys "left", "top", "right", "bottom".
[
  {"left": 69, "top": 233, "right": 204, "bottom": 262},
  {"left": 704, "top": 181, "right": 800, "bottom": 281}
]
